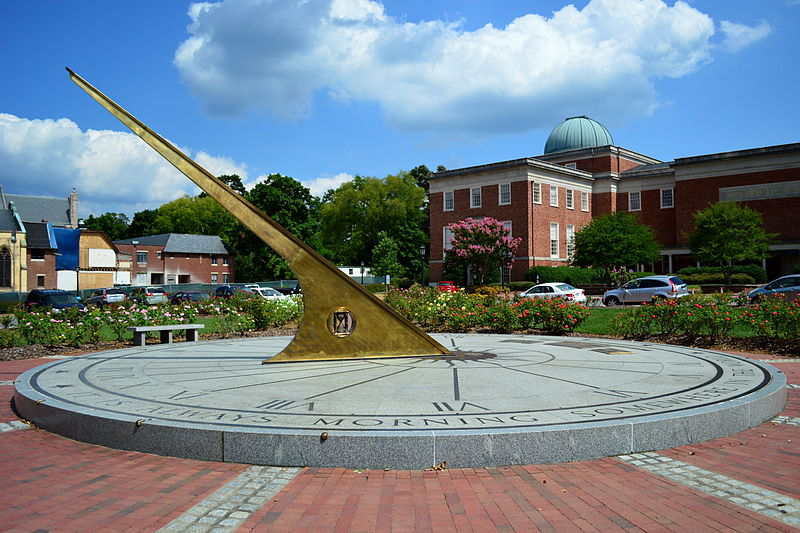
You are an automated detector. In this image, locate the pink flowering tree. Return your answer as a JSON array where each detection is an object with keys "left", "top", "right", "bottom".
[{"left": 445, "top": 217, "right": 521, "bottom": 285}]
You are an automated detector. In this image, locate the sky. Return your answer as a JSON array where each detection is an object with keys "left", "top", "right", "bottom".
[{"left": 1, "top": 0, "right": 797, "bottom": 219}]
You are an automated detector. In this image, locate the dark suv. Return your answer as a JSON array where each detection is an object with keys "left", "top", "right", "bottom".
[{"left": 25, "top": 289, "right": 85, "bottom": 311}]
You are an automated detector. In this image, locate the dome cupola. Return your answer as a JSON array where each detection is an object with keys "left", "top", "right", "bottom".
[{"left": 544, "top": 116, "right": 613, "bottom": 154}]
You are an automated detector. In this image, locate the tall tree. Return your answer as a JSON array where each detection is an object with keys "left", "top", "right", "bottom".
[
  {"left": 320, "top": 173, "right": 427, "bottom": 273},
  {"left": 444, "top": 217, "right": 521, "bottom": 286},
  {"left": 688, "top": 202, "right": 777, "bottom": 284},
  {"left": 126, "top": 209, "right": 158, "bottom": 238},
  {"left": 149, "top": 195, "right": 237, "bottom": 237},
  {"left": 371, "top": 232, "right": 405, "bottom": 281},
  {"left": 83, "top": 212, "right": 129, "bottom": 241},
  {"left": 572, "top": 212, "right": 660, "bottom": 279},
  {"left": 233, "top": 174, "right": 322, "bottom": 281}
]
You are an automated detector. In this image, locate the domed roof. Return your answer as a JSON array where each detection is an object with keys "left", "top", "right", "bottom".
[{"left": 544, "top": 116, "right": 614, "bottom": 154}]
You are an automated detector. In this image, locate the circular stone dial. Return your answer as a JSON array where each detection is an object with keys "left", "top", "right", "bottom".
[{"left": 20, "top": 335, "right": 770, "bottom": 433}]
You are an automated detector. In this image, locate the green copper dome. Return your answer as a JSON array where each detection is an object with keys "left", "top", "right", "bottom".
[{"left": 544, "top": 116, "right": 614, "bottom": 154}]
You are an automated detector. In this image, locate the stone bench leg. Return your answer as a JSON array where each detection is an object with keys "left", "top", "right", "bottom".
[
  {"left": 133, "top": 331, "right": 146, "bottom": 347},
  {"left": 186, "top": 329, "right": 199, "bottom": 342},
  {"left": 160, "top": 330, "right": 173, "bottom": 344}
]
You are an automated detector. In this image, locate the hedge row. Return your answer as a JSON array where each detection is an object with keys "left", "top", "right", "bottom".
[
  {"left": 679, "top": 273, "right": 756, "bottom": 285},
  {"left": 676, "top": 265, "right": 766, "bottom": 283}
]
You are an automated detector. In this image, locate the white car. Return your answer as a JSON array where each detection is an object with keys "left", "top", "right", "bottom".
[
  {"left": 253, "top": 287, "right": 288, "bottom": 300},
  {"left": 520, "top": 283, "right": 587, "bottom": 303}
]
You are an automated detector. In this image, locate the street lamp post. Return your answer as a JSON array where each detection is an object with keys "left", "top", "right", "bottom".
[
  {"left": 419, "top": 245, "right": 426, "bottom": 286},
  {"left": 360, "top": 261, "right": 364, "bottom": 285}
]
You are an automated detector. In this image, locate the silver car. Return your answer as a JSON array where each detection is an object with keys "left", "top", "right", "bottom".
[
  {"left": 129, "top": 286, "right": 169, "bottom": 304},
  {"left": 748, "top": 275, "right": 800, "bottom": 303},
  {"left": 603, "top": 275, "right": 688, "bottom": 305},
  {"left": 85, "top": 287, "right": 127, "bottom": 307}
]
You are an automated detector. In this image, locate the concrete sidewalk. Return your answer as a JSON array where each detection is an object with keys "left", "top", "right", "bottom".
[{"left": 1, "top": 351, "right": 798, "bottom": 533}]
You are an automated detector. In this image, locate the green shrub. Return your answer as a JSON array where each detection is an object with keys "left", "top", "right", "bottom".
[
  {"left": 677, "top": 265, "right": 766, "bottom": 283},
  {"left": 681, "top": 273, "right": 755, "bottom": 285},
  {"left": 241, "top": 296, "right": 302, "bottom": 330},
  {"left": 524, "top": 266, "right": 602, "bottom": 285}
]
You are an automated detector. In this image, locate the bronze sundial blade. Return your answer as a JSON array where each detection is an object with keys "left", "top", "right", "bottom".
[{"left": 66, "top": 68, "right": 449, "bottom": 362}]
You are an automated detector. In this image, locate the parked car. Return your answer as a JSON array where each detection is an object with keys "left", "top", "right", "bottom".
[
  {"left": 128, "top": 286, "right": 168, "bottom": 305},
  {"left": 84, "top": 287, "right": 127, "bottom": 307},
  {"left": 275, "top": 284, "right": 302, "bottom": 295},
  {"left": 748, "top": 275, "right": 800, "bottom": 303},
  {"left": 24, "top": 289, "right": 85, "bottom": 311},
  {"left": 213, "top": 285, "right": 252, "bottom": 298},
  {"left": 434, "top": 281, "right": 459, "bottom": 293},
  {"left": 520, "top": 283, "right": 587, "bottom": 303},
  {"left": 603, "top": 275, "right": 689, "bottom": 306},
  {"left": 252, "top": 287, "right": 288, "bottom": 300},
  {"left": 170, "top": 291, "right": 211, "bottom": 304}
]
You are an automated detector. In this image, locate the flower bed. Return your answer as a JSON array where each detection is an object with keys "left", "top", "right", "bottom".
[{"left": 384, "top": 286, "right": 590, "bottom": 334}]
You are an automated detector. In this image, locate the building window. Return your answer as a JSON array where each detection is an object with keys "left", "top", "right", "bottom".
[
  {"left": 0, "top": 248, "right": 10, "bottom": 288},
  {"left": 136, "top": 251, "right": 147, "bottom": 264},
  {"left": 550, "top": 185, "right": 558, "bottom": 207},
  {"left": 223, "top": 256, "right": 229, "bottom": 266},
  {"left": 443, "top": 227, "right": 455, "bottom": 257},
  {"left": 444, "top": 191, "right": 454, "bottom": 211},
  {"left": 502, "top": 220, "right": 512, "bottom": 238},
  {"left": 156, "top": 251, "right": 162, "bottom": 259},
  {"left": 470, "top": 188, "right": 482, "bottom": 208},
  {"left": 566, "top": 189, "right": 574, "bottom": 210},
  {"left": 37, "top": 274, "right": 45, "bottom": 287},
  {"left": 211, "top": 273, "right": 218, "bottom": 283},
  {"left": 581, "top": 191, "right": 589, "bottom": 212},
  {"left": 499, "top": 183, "right": 511, "bottom": 205},
  {"left": 532, "top": 182, "right": 541, "bottom": 204},
  {"left": 223, "top": 273, "right": 230, "bottom": 283},
  {"left": 550, "top": 223, "right": 559, "bottom": 258},
  {"left": 31, "top": 250, "right": 45, "bottom": 261},
  {"left": 566, "top": 225, "right": 575, "bottom": 259},
  {"left": 565, "top": 162, "right": 577, "bottom": 170},
  {"left": 211, "top": 255, "right": 218, "bottom": 265},
  {"left": 628, "top": 191, "right": 641, "bottom": 211},
  {"left": 661, "top": 188, "right": 674, "bottom": 209}
]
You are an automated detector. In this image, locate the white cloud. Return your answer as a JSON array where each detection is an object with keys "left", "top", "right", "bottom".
[
  {"left": 174, "top": 0, "right": 732, "bottom": 134},
  {"left": 302, "top": 172, "right": 353, "bottom": 197},
  {"left": 719, "top": 20, "right": 771, "bottom": 52},
  {"left": 0, "top": 113, "right": 248, "bottom": 218}
]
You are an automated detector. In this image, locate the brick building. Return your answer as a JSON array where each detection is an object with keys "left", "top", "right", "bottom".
[
  {"left": 113, "top": 233, "right": 234, "bottom": 286},
  {"left": 429, "top": 116, "right": 800, "bottom": 283}
]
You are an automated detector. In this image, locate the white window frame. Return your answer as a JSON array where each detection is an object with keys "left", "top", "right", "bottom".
[
  {"left": 136, "top": 251, "right": 147, "bottom": 264},
  {"left": 532, "top": 182, "right": 541, "bottom": 204},
  {"left": 211, "top": 254, "right": 218, "bottom": 265},
  {"left": 550, "top": 223, "right": 559, "bottom": 258},
  {"left": 211, "top": 273, "right": 218, "bottom": 283},
  {"left": 581, "top": 191, "right": 589, "bottom": 212},
  {"left": 443, "top": 227, "right": 455, "bottom": 258},
  {"left": 502, "top": 220, "right": 512, "bottom": 238},
  {"left": 37, "top": 274, "right": 45, "bottom": 287},
  {"left": 443, "top": 191, "right": 454, "bottom": 211},
  {"left": 223, "top": 273, "right": 230, "bottom": 283},
  {"left": 566, "top": 224, "right": 575, "bottom": 259},
  {"left": 660, "top": 188, "right": 674, "bottom": 209},
  {"left": 566, "top": 189, "right": 574, "bottom": 210},
  {"left": 470, "top": 187, "right": 482, "bottom": 208},
  {"left": 498, "top": 183, "right": 511, "bottom": 206},
  {"left": 550, "top": 185, "right": 559, "bottom": 207},
  {"left": 628, "top": 191, "right": 641, "bottom": 211},
  {"left": 565, "top": 162, "right": 577, "bottom": 170}
]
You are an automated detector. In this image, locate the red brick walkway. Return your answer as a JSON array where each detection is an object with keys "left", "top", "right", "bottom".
[{"left": 1, "top": 353, "right": 798, "bottom": 533}]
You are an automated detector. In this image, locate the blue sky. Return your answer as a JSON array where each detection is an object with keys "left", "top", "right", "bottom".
[{"left": 1, "top": 0, "right": 797, "bottom": 218}]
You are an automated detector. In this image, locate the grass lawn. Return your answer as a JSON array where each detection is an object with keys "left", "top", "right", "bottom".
[{"left": 575, "top": 307, "right": 619, "bottom": 335}]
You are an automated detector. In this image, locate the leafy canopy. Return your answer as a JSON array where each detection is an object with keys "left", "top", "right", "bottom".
[
  {"left": 688, "top": 202, "right": 777, "bottom": 284},
  {"left": 572, "top": 212, "right": 660, "bottom": 272}
]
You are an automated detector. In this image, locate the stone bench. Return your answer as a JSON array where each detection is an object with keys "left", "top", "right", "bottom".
[{"left": 127, "top": 324, "right": 205, "bottom": 346}]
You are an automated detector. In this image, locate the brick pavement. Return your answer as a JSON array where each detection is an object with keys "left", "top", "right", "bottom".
[{"left": 1, "top": 353, "right": 798, "bottom": 533}]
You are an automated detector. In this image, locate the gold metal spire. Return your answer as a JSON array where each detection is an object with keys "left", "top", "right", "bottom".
[{"left": 67, "top": 67, "right": 449, "bottom": 362}]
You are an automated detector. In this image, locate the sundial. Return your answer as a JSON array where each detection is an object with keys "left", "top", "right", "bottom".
[
  {"left": 17, "top": 70, "right": 783, "bottom": 469},
  {"left": 14, "top": 334, "right": 786, "bottom": 469}
]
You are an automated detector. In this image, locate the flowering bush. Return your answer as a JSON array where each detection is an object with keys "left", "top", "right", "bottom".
[{"left": 612, "top": 294, "right": 799, "bottom": 341}]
